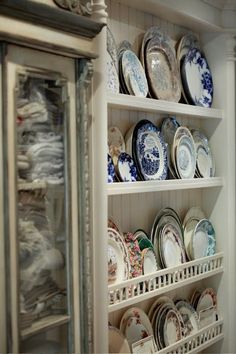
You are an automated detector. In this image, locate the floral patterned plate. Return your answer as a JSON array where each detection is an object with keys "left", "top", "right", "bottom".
[
  {"left": 123, "top": 232, "right": 142, "bottom": 278},
  {"left": 181, "top": 48, "right": 213, "bottom": 107},
  {"left": 120, "top": 307, "right": 154, "bottom": 348},
  {"left": 163, "top": 309, "right": 183, "bottom": 347},
  {"left": 132, "top": 120, "right": 168, "bottom": 181},
  {"left": 117, "top": 152, "right": 137, "bottom": 182},
  {"left": 107, "top": 227, "right": 130, "bottom": 284},
  {"left": 145, "top": 35, "right": 181, "bottom": 102}
]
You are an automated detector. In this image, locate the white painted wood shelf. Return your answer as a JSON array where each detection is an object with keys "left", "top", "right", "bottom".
[
  {"left": 156, "top": 319, "right": 223, "bottom": 354},
  {"left": 107, "top": 177, "right": 223, "bottom": 196},
  {"left": 107, "top": 93, "right": 223, "bottom": 120},
  {"left": 108, "top": 253, "right": 223, "bottom": 312},
  {"left": 21, "top": 314, "right": 70, "bottom": 340}
]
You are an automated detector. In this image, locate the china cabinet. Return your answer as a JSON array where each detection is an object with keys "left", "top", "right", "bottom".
[
  {"left": 0, "top": 1, "right": 106, "bottom": 353},
  {"left": 92, "top": 0, "right": 236, "bottom": 353}
]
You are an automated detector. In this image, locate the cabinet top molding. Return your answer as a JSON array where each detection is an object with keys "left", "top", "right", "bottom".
[
  {"left": 53, "top": 0, "right": 92, "bottom": 16},
  {"left": 0, "top": 0, "right": 106, "bottom": 39}
]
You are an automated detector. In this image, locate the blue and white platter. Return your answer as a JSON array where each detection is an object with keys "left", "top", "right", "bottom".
[
  {"left": 117, "top": 152, "right": 138, "bottom": 182},
  {"left": 121, "top": 49, "right": 148, "bottom": 97},
  {"left": 181, "top": 48, "right": 213, "bottom": 108},
  {"left": 107, "top": 153, "right": 116, "bottom": 183},
  {"left": 132, "top": 120, "right": 168, "bottom": 181}
]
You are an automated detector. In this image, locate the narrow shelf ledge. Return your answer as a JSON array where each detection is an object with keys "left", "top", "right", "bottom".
[
  {"left": 107, "top": 93, "right": 223, "bottom": 120},
  {"left": 107, "top": 177, "right": 224, "bottom": 196},
  {"left": 157, "top": 319, "right": 223, "bottom": 354},
  {"left": 108, "top": 253, "right": 223, "bottom": 312},
  {"left": 21, "top": 314, "right": 70, "bottom": 340}
]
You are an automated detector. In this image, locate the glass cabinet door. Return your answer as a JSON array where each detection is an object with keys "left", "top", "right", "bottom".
[{"left": 4, "top": 45, "right": 80, "bottom": 354}]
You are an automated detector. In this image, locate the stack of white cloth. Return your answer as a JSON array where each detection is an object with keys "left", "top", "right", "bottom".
[
  {"left": 26, "top": 132, "right": 64, "bottom": 184},
  {"left": 19, "top": 219, "right": 65, "bottom": 328},
  {"left": 17, "top": 85, "right": 65, "bottom": 184}
]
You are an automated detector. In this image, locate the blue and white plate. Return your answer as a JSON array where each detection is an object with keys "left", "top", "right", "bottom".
[
  {"left": 191, "top": 219, "right": 216, "bottom": 259},
  {"left": 181, "top": 48, "right": 213, "bottom": 107},
  {"left": 117, "top": 152, "right": 137, "bottom": 182},
  {"left": 121, "top": 50, "right": 148, "bottom": 97},
  {"left": 176, "top": 135, "right": 196, "bottom": 179},
  {"left": 133, "top": 120, "right": 168, "bottom": 181},
  {"left": 107, "top": 154, "right": 116, "bottom": 183}
]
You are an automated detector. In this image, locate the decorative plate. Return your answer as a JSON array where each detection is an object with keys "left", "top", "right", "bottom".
[
  {"left": 145, "top": 33, "right": 181, "bottom": 102},
  {"left": 123, "top": 232, "right": 143, "bottom": 278},
  {"left": 133, "top": 120, "right": 168, "bottom": 181},
  {"left": 191, "top": 129, "right": 215, "bottom": 178},
  {"left": 107, "top": 27, "right": 119, "bottom": 72},
  {"left": 121, "top": 50, "right": 148, "bottom": 97},
  {"left": 108, "top": 326, "right": 131, "bottom": 354},
  {"left": 117, "top": 152, "right": 137, "bottom": 182},
  {"left": 138, "top": 237, "right": 154, "bottom": 251},
  {"left": 181, "top": 48, "right": 213, "bottom": 107},
  {"left": 191, "top": 219, "right": 210, "bottom": 259},
  {"left": 108, "top": 154, "right": 116, "bottom": 183},
  {"left": 161, "top": 117, "right": 180, "bottom": 148},
  {"left": 133, "top": 229, "right": 149, "bottom": 242},
  {"left": 151, "top": 207, "right": 182, "bottom": 242},
  {"left": 176, "top": 134, "right": 196, "bottom": 179},
  {"left": 108, "top": 126, "right": 126, "bottom": 166},
  {"left": 160, "top": 223, "right": 186, "bottom": 267},
  {"left": 125, "top": 316, "right": 149, "bottom": 347},
  {"left": 107, "top": 228, "right": 130, "bottom": 284},
  {"left": 191, "top": 219, "right": 216, "bottom": 259},
  {"left": 176, "top": 33, "right": 200, "bottom": 65},
  {"left": 148, "top": 296, "right": 174, "bottom": 322},
  {"left": 176, "top": 33, "right": 200, "bottom": 103},
  {"left": 108, "top": 217, "right": 122, "bottom": 235},
  {"left": 163, "top": 309, "right": 183, "bottom": 346},
  {"left": 196, "top": 288, "right": 218, "bottom": 328},
  {"left": 183, "top": 218, "right": 199, "bottom": 260},
  {"left": 106, "top": 50, "right": 119, "bottom": 94},
  {"left": 183, "top": 206, "right": 206, "bottom": 229},
  {"left": 120, "top": 307, "right": 153, "bottom": 344},
  {"left": 141, "top": 248, "right": 159, "bottom": 275},
  {"left": 175, "top": 300, "right": 199, "bottom": 336}
]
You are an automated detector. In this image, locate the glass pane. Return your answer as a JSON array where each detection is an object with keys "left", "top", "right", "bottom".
[{"left": 16, "top": 72, "right": 72, "bottom": 353}]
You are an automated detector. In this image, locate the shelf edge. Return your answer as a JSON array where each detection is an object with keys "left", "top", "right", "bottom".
[
  {"left": 107, "top": 93, "right": 223, "bottom": 120},
  {"left": 107, "top": 177, "right": 224, "bottom": 196}
]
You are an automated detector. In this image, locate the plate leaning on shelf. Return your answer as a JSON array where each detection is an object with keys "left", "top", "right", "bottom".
[
  {"left": 107, "top": 227, "right": 130, "bottom": 284},
  {"left": 121, "top": 49, "right": 148, "bottom": 97},
  {"left": 176, "top": 33, "right": 200, "bottom": 103},
  {"left": 108, "top": 326, "right": 131, "bottom": 354},
  {"left": 120, "top": 307, "right": 154, "bottom": 348},
  {"left": 132, "top": 120, "right": 168, "bottom": 181},
  {"left": 191, "top": 129, "right": 215, "bottom": 178},
  {"left": 181, "top": 48, "right": 213, "bottom": 107},
  {"left": 145, "top": 34, "right": 181, "bottom": 102}
]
